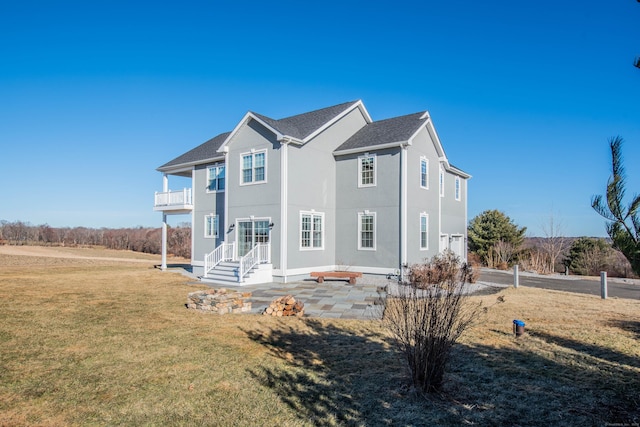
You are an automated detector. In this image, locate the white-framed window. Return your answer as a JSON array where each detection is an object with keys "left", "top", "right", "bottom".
[
  {"left": 420, "top": 213, "right": 429, "bottom": 250},
  {"left": 240, "top": 150, "right": 266, "bottom": 185},
  {"left": 455, "top": 176, "right": 461, "bottom": 201},
  {"left": 204, "top": 214, "right": 219, "bottom": 239},
  {"left": 300, "top": 211, "right": 324, "bottom": 250},
  {"left": 358, "top": 211, "right": 376, "bottom": 250},
  {"left": 439, "top": 166, "right": 444, "bottom": 197},
  {"left": 358, "top": 153, "right": 376, "bottom": 187},
  {"left": 207, "top": 164, "right": 225, "bottom": 192},
  {"left": 420, "top": 157, "right": 429, "bottom": 189}
]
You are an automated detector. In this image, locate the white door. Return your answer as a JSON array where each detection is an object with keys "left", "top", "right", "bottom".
[
  {"left": 450, "top": 235, "right": 463, "bottom": 259},
  {"left": 237, "top": 220, "right": 270, "bottom": 257},
  {"left": 440, "top": 234, "right": 448, "bottom": 253}
]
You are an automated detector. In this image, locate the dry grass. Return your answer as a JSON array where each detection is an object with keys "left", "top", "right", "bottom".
[{"left": 0, "top": 246, "right": 639, "bottom": 426}]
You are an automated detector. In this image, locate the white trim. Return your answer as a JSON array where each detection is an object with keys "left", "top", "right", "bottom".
[
  {"left": 357, "top": 153, "right": 376, "bottom": 188},
  {"left": 299, "top": 211, "right": 325, "bottom": 251},
  {"left": 239, "top": 149, "right": 267, "bottom": 186},
  {"left": 303, "top": 100, "right": 372, "bottom": 142},
  {"left": 274, "top": 264, "right": 396, "bottom": 277},
  {"left": 157, "top": 157, "right": 224, "bottom": 174},
  {"left": 223, "top": 151, "right": 229, "bottom": 242},
  {"left": 204, "top": 214, "right": 219, "bottom": 239},
  {"left": 334, "top": 141, "right": 404, "bottom": 156},
  {"left": 280, "top": 142, "right": 288, "bottom": 275},
  {"left": 357, "top": 211, "right": 376, "bottom": 251},
  {"left": 420, "top": 213, "right": 429, "bottom": 250},
  {"left": 420, "top": 156, "right": 429, "bottom": 189},
  {"left": 190, "top": 168, "right": 196, "bottom": 264},
  {"left": 217, "top": 112, "right": 284, "bottom": 153},
  {"left": 400, "top": 146, "right": 407, "bottom": 268},
  {"left": 206, "top": 163, "right": 226, "bottom": 193}
]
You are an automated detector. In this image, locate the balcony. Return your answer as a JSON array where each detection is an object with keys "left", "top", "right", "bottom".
[{"left": 153, "top": 188, "right": 193, "bottom": 213}]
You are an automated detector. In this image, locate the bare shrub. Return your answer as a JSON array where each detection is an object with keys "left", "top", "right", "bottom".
[{"left": 381, "top": 252, "right": 482, "bottom": 393}]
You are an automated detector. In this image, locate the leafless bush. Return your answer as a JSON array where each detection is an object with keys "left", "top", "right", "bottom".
[
  {"left": 381, "top": 252, "right": 482, "bottom": 393},
  {"left": 487, "top": 240, "right": 517, "bottom": 268}
]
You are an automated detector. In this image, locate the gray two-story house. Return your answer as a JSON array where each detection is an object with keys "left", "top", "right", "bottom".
[{"left": 154, "top": 100, "right": 470, "bottom": 284}]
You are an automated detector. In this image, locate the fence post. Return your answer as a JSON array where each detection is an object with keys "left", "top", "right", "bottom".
[
  {"left": 600, "top": 271, "right": 608, "bottom": 299},
  {"left": 514, "top": 264, "right": 519, "bottom": 288}
]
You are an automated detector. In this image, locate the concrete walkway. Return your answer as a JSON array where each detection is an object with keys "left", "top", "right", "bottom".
[{"left": 194, "top": 274, "right": 504, "bottom": 319}]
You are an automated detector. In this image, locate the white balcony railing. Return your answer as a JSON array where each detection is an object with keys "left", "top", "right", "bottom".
[{"left": 154, "top": 189, "right": 193, "bottom": 211}]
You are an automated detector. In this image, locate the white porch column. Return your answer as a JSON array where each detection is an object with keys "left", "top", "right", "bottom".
[
  {"left": 162, "top": 173, "right": 169, "bottom": 192},
  {"left": 161, "top": 213, "right": 167, "bottom": 270}
]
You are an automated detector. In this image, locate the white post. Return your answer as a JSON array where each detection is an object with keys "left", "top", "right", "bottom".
[
  {"left": 162, "top": 173, "right": 169, "bottom": 192},
  {"left": 161, "top": 213, "right": 167, "bottom": 271},
  {"left": 600, "top": 271, "right": 608, "bottom": 299},
  {"left": 514, "top": 264, "right": 519, "bottom": 288}
]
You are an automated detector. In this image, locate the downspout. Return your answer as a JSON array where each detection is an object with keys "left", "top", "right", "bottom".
[
  {"left": 439, "top": 164, "right": 442, "bottom": 252},
  {"left": 464, "top": 177, "right": 468, "bottom": 262},
  {"left": 222, "top": 147, "right": 229, "bottom": 246},
  {"left": 400, "top": 145, "right": 408, "bottom": 279}
]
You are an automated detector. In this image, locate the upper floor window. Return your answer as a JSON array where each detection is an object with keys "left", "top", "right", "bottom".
[
  {"left": 300, "top": 211, "right": 324, "bottom": 250},
  {"left": 455, "top": 176, "right": 461, "bottom": 201},
  {"left": 358, "top": 154, "right": 376, "bottom": 187},
  {"left": 420, "top": 157, "right": 429, "bottom": 189},
  {"left": 204, "top": 214, "right": 219, "bottom": 239},
  {"left": 207, "top": 164, "right": 225, "bottom": 192},
  {"left": 358, "top": 211, "right": 376, "bottom": 250},
  {"left": 241, "top": 150, "right": 266, "bottom": 185},
  {"left": 439, "top": 167, "right": 444, "bottom": 197}
]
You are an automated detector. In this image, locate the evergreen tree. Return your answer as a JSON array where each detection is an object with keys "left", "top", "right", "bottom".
[
  {"left": 467, "top": 210, "right": 526, "bottom": 265},
  {"left": 591, "top": 137, "right": 640, "bottom": 276}
]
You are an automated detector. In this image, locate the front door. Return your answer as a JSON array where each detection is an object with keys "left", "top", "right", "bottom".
[{"left": 237, "top": 219, "right": 270, "bottom": 257}]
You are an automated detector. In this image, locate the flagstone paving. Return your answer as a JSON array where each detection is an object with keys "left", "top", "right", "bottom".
[
  {"left": 194, "top": 274, "right": 505, "bottom": 319},
  {"left": 200, "top": 277, "right": 387, "bottom": 319}
]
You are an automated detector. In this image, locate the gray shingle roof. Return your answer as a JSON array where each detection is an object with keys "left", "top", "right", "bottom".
[
  {"left": 252, "top": 100, "right": 359, "bottom": 140},
  {"left": 158, "top": 101, "right": 360, "bottom": 170},
  {"left": 157, "top": 132, "right": 230, "bottom": 170},
  {"left": 334, "top": 112, "right": 427, "bottom": 152}
]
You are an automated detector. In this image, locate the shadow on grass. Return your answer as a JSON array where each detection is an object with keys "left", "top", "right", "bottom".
[
  {"left": 534, "top": 329, "right": 640, "bottom": 369},
  {"left": 244, "top": 319, "right": 639, "bottom": 426},
  {"left": 608, "top": 319, "right": 640, "bottom": 340},
  {"left": 449, "top": 336, "right": 640, "bottom": 426},
  {"left": 243, "top": 319, "right": 426, "bottom": 426}
]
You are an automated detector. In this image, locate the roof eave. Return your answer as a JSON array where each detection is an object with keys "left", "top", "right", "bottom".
[
  {"left": 217, "top": 112, "right": 284, "bottom": 153},
  {"left": 303, "top": 100, "right": 372, "bottom": 143},
  {"left": 157, "top": 156, "right": 225, "bottom": 173},
  {"left": 333, "top": 141, "right": 406, "bottom": 156}
]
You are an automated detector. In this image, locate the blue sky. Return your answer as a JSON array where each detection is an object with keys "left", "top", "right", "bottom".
[{"left": 1, "top": 0, "right": 639, "bottom": 237}]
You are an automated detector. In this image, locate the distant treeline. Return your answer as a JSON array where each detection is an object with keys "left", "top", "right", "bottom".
[{"left": 0, "top": 220, "right": 191, "bottom": 259}]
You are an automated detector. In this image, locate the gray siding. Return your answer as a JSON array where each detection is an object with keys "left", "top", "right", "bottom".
[
  {"left": 405, "top": 127, "right": 442, "bottom": 264},
  {"left": 286, "top": 107, "right": 368, "bottom": 271},
  {"left": 335, "top": 147, "right": 401, "bottom": 271},
  {"left": 192, "top": 163, "right": 225, "bottom": 262},
  {"left": 225, "top": 119, "right": 282, "bottom": 269}
]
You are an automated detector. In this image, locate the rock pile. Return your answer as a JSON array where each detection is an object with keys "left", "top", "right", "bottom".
[
  {"left": 263, "top": 295, "right": 304, "bottom": 317},
  {"left": 187, "top": 289, "right": 252, "bottom": 314}
]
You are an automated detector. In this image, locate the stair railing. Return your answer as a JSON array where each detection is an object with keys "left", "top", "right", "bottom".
[
  {"left": 238, "top": 242, "right": 269, "bottom": 282},
  {"left": 204, "top": 242, "right": 235, "bottom": 277}
]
